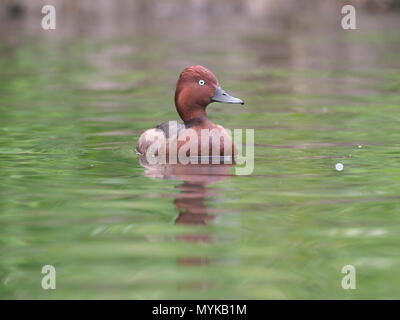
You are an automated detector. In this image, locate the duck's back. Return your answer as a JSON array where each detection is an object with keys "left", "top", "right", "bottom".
[
  {"left": 136, "top": 120, "right": 185, "bottom": 155},
  {"left": 156, "top": 121, "right": 186, "bottom": 138}
]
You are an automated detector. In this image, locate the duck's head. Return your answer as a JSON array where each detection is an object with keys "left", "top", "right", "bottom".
[{"left": 174, "top": 65, "right": 244, "bottom": 123}]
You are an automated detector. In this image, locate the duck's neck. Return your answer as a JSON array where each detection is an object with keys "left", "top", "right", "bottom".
[
  {"left": 184, "top": 114, "right": 210, "bottom": 127},
  {"left": 177, "top": 105, "right": 209, "bottom": 126}
]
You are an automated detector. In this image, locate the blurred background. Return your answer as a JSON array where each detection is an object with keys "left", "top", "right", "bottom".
[{"left": 0, "top": 0, "right": 399, "bottom": 299}]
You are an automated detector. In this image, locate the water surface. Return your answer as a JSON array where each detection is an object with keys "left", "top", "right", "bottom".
[{"left": 0, "top": 6, "right": 400, "bottom": 299}]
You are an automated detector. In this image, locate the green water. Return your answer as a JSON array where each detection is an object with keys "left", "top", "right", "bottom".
[{"left": 0, "top": 11, "right": 400, "bottom": 299}]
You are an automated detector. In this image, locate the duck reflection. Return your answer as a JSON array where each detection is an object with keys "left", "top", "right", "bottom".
[
  {"left": 139, "top": 156, "right": 232, "bottom": 227},
  {"left": 138, "top": 156, "right": 232, "bottom": 267},
  {"left": 139, "top": 156, "right": 233, "bottom": 293}
]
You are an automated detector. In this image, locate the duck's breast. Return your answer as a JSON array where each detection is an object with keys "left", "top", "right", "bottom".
[{"left": 175, "top": 124, "right": 234, "bottom": 157}]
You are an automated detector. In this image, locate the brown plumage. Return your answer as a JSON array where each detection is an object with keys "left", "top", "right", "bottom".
[{"left": 136, "top": 65, "right": 244, "bottom": 161}]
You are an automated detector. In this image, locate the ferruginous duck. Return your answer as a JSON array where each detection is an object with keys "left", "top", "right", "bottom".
[{"left": 136, "top": 65, "right": 244, "bottom": 162}]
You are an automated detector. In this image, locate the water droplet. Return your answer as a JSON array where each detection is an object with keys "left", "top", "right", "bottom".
[{"left": 335, "top": 163, "right": 344, "bottom": 171}]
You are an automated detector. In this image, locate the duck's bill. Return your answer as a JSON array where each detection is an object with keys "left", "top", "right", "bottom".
[{"left": 211, "top": 86, "right": 244, "bottom": 105}]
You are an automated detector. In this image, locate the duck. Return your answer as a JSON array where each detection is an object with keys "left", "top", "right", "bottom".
[{"left": 136, "top": 65, "right": 244, "bottom": 162}]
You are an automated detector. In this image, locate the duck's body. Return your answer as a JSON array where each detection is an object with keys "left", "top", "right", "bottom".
[{"left": 137, "top": 66, "right": 243, "bottom": 160}]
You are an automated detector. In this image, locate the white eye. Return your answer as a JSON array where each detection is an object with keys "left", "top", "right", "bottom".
[{"left": 198, "top": 79, "right": 206, "bottom": 86}]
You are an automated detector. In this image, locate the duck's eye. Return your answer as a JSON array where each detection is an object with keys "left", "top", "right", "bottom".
[{"left": 198, "top": 79, "right": 206, "bottom": 86}]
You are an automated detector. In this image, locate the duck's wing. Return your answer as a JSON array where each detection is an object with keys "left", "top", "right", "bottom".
[{"left": 156, "top": 121, "right": 186, "bottom": 138}]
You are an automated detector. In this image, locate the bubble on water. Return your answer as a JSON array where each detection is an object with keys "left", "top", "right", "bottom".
[{"left": 335, "top": 163, "right": 344, "bottom": 171}]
